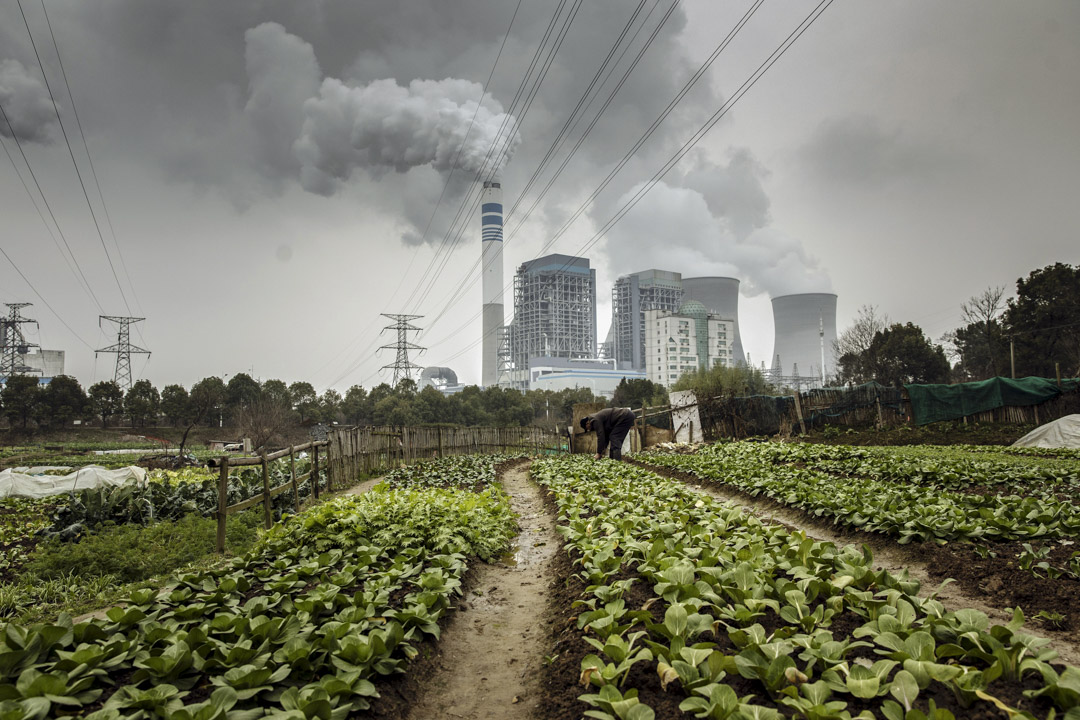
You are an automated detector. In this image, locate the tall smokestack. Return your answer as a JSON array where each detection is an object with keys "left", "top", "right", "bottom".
[{"left": 481, "top": 181, "right": 503, "bottom": 387}]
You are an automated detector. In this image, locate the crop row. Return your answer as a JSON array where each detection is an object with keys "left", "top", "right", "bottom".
[
  {"left": 638, "top": 444, "right": 1080, "bottom": 544},
  {"left": 534, "top": 456, "right": 1080, "bottom": 720},
  {"left": 756, "top": 444, "right": 1078, "bottom": 497},
  {"left": 0, "top": 456, "right": 518, "bottom": 719}
]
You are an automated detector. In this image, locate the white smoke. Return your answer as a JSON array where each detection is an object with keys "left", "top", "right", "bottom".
[
  {"left": 0, "top": 59, "right": 56, "bottom": 143},
  {"left": 601, "top": 175, "right": 831, "bottom": 298},
  {"left": 242, "top": 23, "right": 520, "bottom": 198}
]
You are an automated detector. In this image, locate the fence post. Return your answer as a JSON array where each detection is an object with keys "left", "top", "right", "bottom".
[
  {"left": 792, "top": 393, "right": 807, "bottom": 436},
  {"left": 216, "top": 457, "right": 229, "bottom": 553},
  {"left": 437, "top": 426, "right": 444, "bottom": 458},
  {"left": 261, "top": 453, "right": 272, "bottom": 529},
  {"left": 289, "top": 446, "right": 300, "bottom": 514},
  {"left": 312, "top": 444, "right": 320, "bottom": 500}
]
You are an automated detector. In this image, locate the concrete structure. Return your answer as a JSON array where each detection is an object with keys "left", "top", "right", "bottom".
[
  {"left": 612, "top": 269, "right": 683, "bottom": 371},
  {"left": 502, "top": 253, "right": 597, "bottom": 391},
  {"left": 770, "top": 292, "right": 838, "bottom": 386},
  {"left": 528, "top": 356, "right": 644, "bottom": 398},
  {"left": 645, "top": 301, "right": 735, "bottom": 388},
  {"left": 480, "top": 181, "right": 504, "bottom": 388},
  {"left": 419, "top": 366, "right": 466, "bottom": 395},
  {"left": 17, "top": 349, "right": 64, "bottom": 378},
  {"left": 681, "top": 276, "right": 746, "bottom": 365}
]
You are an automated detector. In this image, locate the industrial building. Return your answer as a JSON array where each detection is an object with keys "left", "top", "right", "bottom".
[
  {"left": 681, "top": 276, "right": 746, "bottom": 366},
  {"left": 645, "top": 301, "right": 735, "bottom": 388},
  {"left": 480, "top": 181, "right": 504, "bottom": 388},
  {"left": 611, "top": 269, "right": 683, "bottom": 371},
  {"left": 527, "top": 356, "right": 644, "bottom": 398},
  {"left": 16, "top": 349, "right": 65, "bottom": 378},
  {"left": 500, "top": 253, "right": 597, "bottom": 391},
  {"left": 770, "top": 292, "right": 838, "bottom": 387},
  {"left": 419, "top": 366, "right": 466, "bottom": 395}
]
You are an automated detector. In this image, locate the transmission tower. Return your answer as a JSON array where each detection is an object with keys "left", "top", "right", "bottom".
[
  {"left": 96, "top": 316, "right": 150, "bottom": 391},
  {"left": 0, "top": 303, "right": 40, "bottom": 377},
  {"left": 378, "top": 314, "right": 425, "bottom": 386}
]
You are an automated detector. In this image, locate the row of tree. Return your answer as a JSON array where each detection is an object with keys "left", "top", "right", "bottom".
[{"left": 834, "top": 263, "right": 1080, "bottom": 386}]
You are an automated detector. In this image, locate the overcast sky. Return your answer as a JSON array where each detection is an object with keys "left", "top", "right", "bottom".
[{"left": 1, "top": 0, "right": 1077, "bottom": 392}]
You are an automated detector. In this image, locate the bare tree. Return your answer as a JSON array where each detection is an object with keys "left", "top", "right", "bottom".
[
  {"left": 237, "top": 396, "right": 294, "bottom": 452},
  {"left": 834, "top": 305, "right": 889, "bottom": 359},
  {"left": 961, "top": 286, "right": 1006, "bottom": 327}
]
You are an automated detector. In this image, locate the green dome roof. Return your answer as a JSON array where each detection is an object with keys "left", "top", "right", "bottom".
[{"left": 677, "top": 300, "right": 708, "bottom": 318}]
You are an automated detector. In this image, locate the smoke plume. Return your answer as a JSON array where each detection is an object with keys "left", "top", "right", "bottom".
[
  {"left": 602, "top": 157, "right": 831, "bottom": 298},
  {"left": 242, "top": 23, "right": 520, "bottom": 198},
  {"left": 0, "top": 59, "right": 56, "bottom": 143}
]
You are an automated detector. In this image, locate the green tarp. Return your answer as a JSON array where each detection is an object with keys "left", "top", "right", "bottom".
[{"left": 905, "top": 377, "right": 1080, "bottom": 425}]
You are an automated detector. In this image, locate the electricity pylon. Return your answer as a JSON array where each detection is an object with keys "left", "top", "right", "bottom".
[
  {"left": 0, "top": 303, "right": 40, "bottom": 377},
  {"left": 378, "top": 314, "right": 424, "bottom": 386},
  {"left": 96, "top": 316, "right": 150, "bottom": 391}
]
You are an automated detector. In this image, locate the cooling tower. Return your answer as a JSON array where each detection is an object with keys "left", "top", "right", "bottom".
[
  {"left": 682, "top": 277, "right": 745, "bottom": 365},
  {"left": 771, "top": 293, "right": 837, "bottom": 382},
  {"left": 481, "top": 181, "right": 503, "bottom": 387}
]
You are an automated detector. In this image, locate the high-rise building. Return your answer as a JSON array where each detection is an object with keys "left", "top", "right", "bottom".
[
  {"left": 645, "top": 301, "right": 734, "bottom": 388},
  {"left": 682, "top": 276, "right": 746, "bottom": 366},
  {"left": 505, "top": 253, "right": 597, "bottom": 390},
  {"left": 480, "top": 181, "right": 504, "bottom": 387},
  {"left": 771, "top": 292, "right": 837, "bottom": 386},
  {"left": 611, "top": 269, "right": 683, "bottom": 371}
]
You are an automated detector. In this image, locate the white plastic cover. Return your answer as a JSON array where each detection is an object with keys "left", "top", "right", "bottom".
[
  {"left": 0, "top": 465, "right": 148, "bottom": 499},
  {"left": 1011, "top": 414, "right": 1080, "bottom": 449}
]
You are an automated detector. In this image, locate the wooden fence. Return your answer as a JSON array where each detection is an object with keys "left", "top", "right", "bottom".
[
  {"left": 211, "top": 440, "right": 327, "bottom": 552},
  {"left": 323, "top": 425, "right": 564, "bottom": 488}
]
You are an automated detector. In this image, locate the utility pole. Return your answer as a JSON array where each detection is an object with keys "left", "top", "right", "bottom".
[
  {"left": 378, "top": 314, "right": 425, "bottom": 386},
  {"left": 0, "top": 303, "right": 40, "bottom": 377},
  {"left": 96, "top": 316, "right": 150, "bottom": 392}
]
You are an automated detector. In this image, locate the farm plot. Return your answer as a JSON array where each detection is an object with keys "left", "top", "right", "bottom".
[
  {"left": 0, "top": 453, "right": 518, "bottom": 719},
  {"left": 534, "top": 455, "right": 1080, "bottom": 720},
  {"left": 635, "top": 443, "right": 1080, "bottom": 631}
]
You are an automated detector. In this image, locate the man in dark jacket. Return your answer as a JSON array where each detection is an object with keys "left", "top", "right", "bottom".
[{"left": 580, "top": 407, "right": 636, "bottom": 460}]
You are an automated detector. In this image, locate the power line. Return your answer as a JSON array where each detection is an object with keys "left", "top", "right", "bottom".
[
  {"left": 0, "top": 246, "right": 93, "bottom": 349},
  {"left": 17, "top": 0, "right": 131, "bottom": 315},
  {"left": 421, "top": 0, "right": 761, "bottom": 348},
  {"left": 38, "top": 0, "right": 142, "bottom": 314},
  {"left": 0, "top": 103, "right": 104, "bottom": 312},
  {"left": 428, "top": 0, "right": 832, "bottom": 367}
]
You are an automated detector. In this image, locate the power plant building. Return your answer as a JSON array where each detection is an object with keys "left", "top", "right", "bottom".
[
  {"left": 770, "top": 292, "right": 837, "bottom": 386},
  {"left": 681, "top": 276, "right": 746, "bottom": 366},
  {"left": 645, "top": 301, "right": 734, "bottom": 388},
  {"left": 480, "top": 181, "right": 504, "bottom": 387},
  {"left": 611, "top": 269, "right": 683, "bottom": 371},
  {"left": 502, "top": 253, "right": 597, "bottom": 391}
]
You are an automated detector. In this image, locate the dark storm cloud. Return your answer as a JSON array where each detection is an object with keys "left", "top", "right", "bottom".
[
  {"left": 0, "top": 59, "right": 56, "bottom": 143},
  {"left": 798, "top": 114, "right": 951, "bottom": 186}
]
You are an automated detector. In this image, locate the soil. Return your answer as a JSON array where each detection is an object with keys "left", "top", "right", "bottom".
[
  {"left": 401, "top": 460, "right": 560, "bottom": 720},
  {"left": 630, "top": 460, "right": 1080, "bottom": 667}
]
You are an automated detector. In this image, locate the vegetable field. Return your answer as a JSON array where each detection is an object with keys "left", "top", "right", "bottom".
[{"left": 0, "top": 442, "right": 1077, "bottom": 719}]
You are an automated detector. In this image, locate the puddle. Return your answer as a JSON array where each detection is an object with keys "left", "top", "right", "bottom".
[{"left": 498, "top": 548, "right": 520, "bottom": 567}]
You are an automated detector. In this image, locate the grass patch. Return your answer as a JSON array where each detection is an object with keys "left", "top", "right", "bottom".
[{"left": 0, "top": 509, "right": 262, "bottom": 625}]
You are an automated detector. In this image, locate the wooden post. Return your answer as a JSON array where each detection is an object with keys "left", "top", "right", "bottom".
[
  {"left": 437, "top": 427, "right": 444, "bottom": 458},
  {"left": 1010, "top": 339, "right": 1016, "bottom": 379},
  {"left": 216, "top": 457, "right": 229, "bottom": 553},
  {"left": 792, "top": 393, "right": 807, "bottom": 436},
  {"left": 289, "top": 447, "right": 300, "bottom": 514},
  {"left": 312, "top": 444, "right": 320, "bottom": 500},
  {"left": 875, "top": 397, "right": 884, "bottom": 429},
  {"left": 261, "top": 453, "right": 272, "bottom": 530},
  {"left": 1056, "top": 362, "right": 1062, "bottom": 388}
]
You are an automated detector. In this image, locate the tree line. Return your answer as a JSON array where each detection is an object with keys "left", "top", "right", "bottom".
[{"left": 834, "top": 263, "right": 1080, "bottom": 386}]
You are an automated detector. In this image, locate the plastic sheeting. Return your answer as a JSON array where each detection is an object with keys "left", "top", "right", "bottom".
[
  {"left": 1012, "top": 414, "right": 1080, "bottom": 449},
  {"left": 0, "top": 465, "right": 147, "bottom": 499}
]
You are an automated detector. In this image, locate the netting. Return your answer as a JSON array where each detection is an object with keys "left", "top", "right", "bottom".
[{"left": 906, "top": 377, "right": 1080, "bottom": 426}]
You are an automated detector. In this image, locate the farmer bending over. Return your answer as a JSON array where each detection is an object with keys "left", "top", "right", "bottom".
[{"left": 580, "top": 407, "right": 636, "bottom": 460}]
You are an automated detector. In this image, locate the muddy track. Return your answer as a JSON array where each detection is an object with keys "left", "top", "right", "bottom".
[
  {"left": 404, "top": 461, "right": 559, "bottom": 719},
  {"left": 630, "top": 460, "right": 1080, "bottom": 667}
]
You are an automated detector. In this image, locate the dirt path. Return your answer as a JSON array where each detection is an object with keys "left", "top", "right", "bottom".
[
  {"left": 406, "top": 462, "right": 558, "bottom": 720},
  {"left": 667, "top": 472, "right": 1080, "bottom": 667}
]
